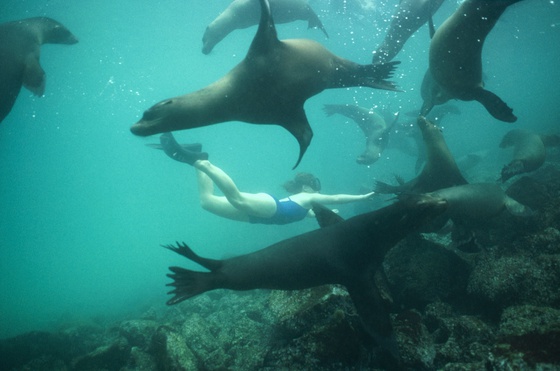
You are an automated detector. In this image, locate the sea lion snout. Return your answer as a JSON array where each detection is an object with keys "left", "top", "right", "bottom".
[{"left": 131, "top": 99, "right": 174, "bottom": 136}]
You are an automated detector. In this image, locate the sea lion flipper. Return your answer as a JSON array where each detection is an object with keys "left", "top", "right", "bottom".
[
  {"left": 351, "top": 61, "right": 402, "bottom": 92},
  {"left": 284, "top": 111, "right": 313, "bottom": 169},
  {"left": 504, "top": 197, "right": 534, "bottom": 217},
  {"left": 346, "top": 280, "right": 400, "bottom": 360},
  {"left": 311, "top": 202, "right": 344, "bottom": 228},
  {"left": 305, "top": 6, "right": 329, "bottom": 38},
  {"left": 164, "top": 242, "right": 222, "bottom": 271},
  {"left": 248, "top": 0, "right": 279, "bottom": 56},
  {"left": 166, "top": 266, "right": 214, "bottom": 305},
  {"left": 473, "top": 88, "right": 517, "bottom": 123},
  {"left": 22, "top": 54, "right": 46, "bottom": 96}
]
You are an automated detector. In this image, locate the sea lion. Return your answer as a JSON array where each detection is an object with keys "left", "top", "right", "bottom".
[
  {"left": 372, "top": 0, "right": 445, "bottom": 63},
  {"left": 424, "top": 182, "right": 533, "bottom": 223},
  {"left": 375, "top": 116, "right": 467, "bottom": 194},
  {"left": 202, "top": 0, "right": 329, "bottom": 54},
  {"left": 131, "top": 0, "right": 400, "bottom": 169},
  {"left": 323, "top": 104, "right": 398, "bottom": 165},
  {"left": 164, "top": 194, "right": 447, "bottom": 356},
  {"left": 0, "top": 17, "right": 78, "bottom": 124},
  {"left": 429, "top": 0, "right": 524, "bottom": 123},
  {"left": 419, "top": 67, "right": 452, "bottom": 117},
  {"left": 499, "top": 129, "right": 546, "bottom": 182}
]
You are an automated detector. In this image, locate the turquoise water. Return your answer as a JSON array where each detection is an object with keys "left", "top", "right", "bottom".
[{"left": 0, "top": 0, "right": 558, "bottom": 339}]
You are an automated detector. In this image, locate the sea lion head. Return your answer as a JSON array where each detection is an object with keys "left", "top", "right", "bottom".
[
  {"left": 35, "top": 17, "right": 79, "bottom": 45},
  {"left": 131, "top": 99, "right": 177, "bottom": 136}
]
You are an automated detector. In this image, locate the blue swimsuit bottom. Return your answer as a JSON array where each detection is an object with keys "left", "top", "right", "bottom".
[{"left": 248, "top": 195, "right": 309, "bottom": 225}]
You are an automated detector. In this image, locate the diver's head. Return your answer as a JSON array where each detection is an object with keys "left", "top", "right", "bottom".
[{"left": 283, "top": 172, "right": 321, "bottom": 194}]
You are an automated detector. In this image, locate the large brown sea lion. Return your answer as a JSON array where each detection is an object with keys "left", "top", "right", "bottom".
[
  {"left": 323, "top": 104, "right": 397, "bottom": 165},
  {"left": 164, "top": 194, "right": 447, "bottom": 357},
  {"left": 0, "top": 17, "right": 78, "bottom": 124},
  {"left": 499, "top": 129, "right": 560, "bottom": 182},
  {"left": 202, "top": 0, "right": 328, "bottom": 54},
  {"left": 375, "top": 116, "right": 467, "bottom": 194},
  {"left": 372, "top": 0, "right": 445, "bottom": 63},
  {"left": 429, "top": 0, "right": 524, "bottom": 123},
  {"left": 131, "top": 0, "right": 400, "bottom": 169}
]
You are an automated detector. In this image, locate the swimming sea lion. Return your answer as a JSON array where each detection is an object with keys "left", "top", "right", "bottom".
[
  {"left": 202, "top": 0, "right": 329, "bottom": 54},
  {"left": 429, "top": 0, "right": 524, "bottom": 123},
  {"left": 419, "top": 67, "right": 452, "bottom": 117},
  {"left": 499, "top": 129, "right": 546, "bottom": 182},
  {"left": 424, "top": 182, "right": 533, "bottom": 223},
  {"left": 0, "top": 17, "right": 78, "bottom": 124},
  {"left": 372, "top": 0, "right": 445, "bottom": 63},
  {"left": 131, "top": 0, "right": 400, "bottom": 169},
  {"left": 323, "top": 104, "right": 398, "bottom": 165},
  {"left": 375, "top": 116, "right": 467, "bottom": 194},
  {"left": 164, "top": 194, "right": 447, "bottom": 355}
]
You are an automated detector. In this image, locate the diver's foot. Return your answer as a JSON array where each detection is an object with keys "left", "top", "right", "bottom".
[{"left": 160, "top": 132, "right": 208, "bottom": 165}]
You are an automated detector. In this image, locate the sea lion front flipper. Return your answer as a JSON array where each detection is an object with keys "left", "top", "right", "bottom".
[
  {"left": 504, "top": 197, "right": 534, "bottom": 217},
  {"left": 305, "top": 5, "right": 329, "bottom": 38},
  {"left": 473, "top": 88, "right": 517, "bottom": 123},
  {"left": 22, "top": 53, "right": 46, "bottom": 96},
  {"left": 311, "top": 202, "right": 344, "bottom": 228},
  {"left": 283, "top": 108, "right": 313, "bottom": 169}
]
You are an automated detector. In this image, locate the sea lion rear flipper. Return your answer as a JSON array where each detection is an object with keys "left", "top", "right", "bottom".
[
  {"left": 305, "top": 6, "right": 329, "bottom": 38},
  {"left": 22, "top": 54, "right": 46, "bottom": 96},
  {"left": 374, "top": 180, "right": 401, "bottom": 194},
  {"left": 352, "top": 61, "right": 402, "bottom": 92},
  {"left": 163, "top": 242, "right": 222, "bottom": 271},
  {"left": 166, "top": 266, "right": 214, "bottom": 305},
  {"left": 474, "top": 88, "right": 517, "bottom": 123}
]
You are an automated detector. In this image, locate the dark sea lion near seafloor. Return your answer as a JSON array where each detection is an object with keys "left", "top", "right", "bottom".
[
  {"left": 323, "top": 104, "right": 398, "bottom": 165},
  {"left": 202, "top": 0, "right": 328, "bottom": 54},
  {"left": 499, "top": 129, "right": 547, "bottom": 182},
  {"left": 0, "top": 17, "right": 78, "bottom": 124},
  {"left": 372, "top": 0, "right": 445, "bottom": 64},
  {"left": 164, "top": 195, "right": 447, "bottom": 358},
  {"left": 375, "top": 116, "right": 467, "bottom": 194},
  {"left": 429, "top": 0, "right": 524, "bottom": 123},
  {"left": 130, "top": 0, "right": 400, "bottom": 169}
]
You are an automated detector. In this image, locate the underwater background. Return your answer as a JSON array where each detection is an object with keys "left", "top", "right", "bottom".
[{"left": 1, "top": 0, "right": 560, "bottom": 368}]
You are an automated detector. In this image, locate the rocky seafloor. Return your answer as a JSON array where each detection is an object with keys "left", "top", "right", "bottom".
[{"left": 2, "top": 166, "right": 560, "bottom": 370}]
